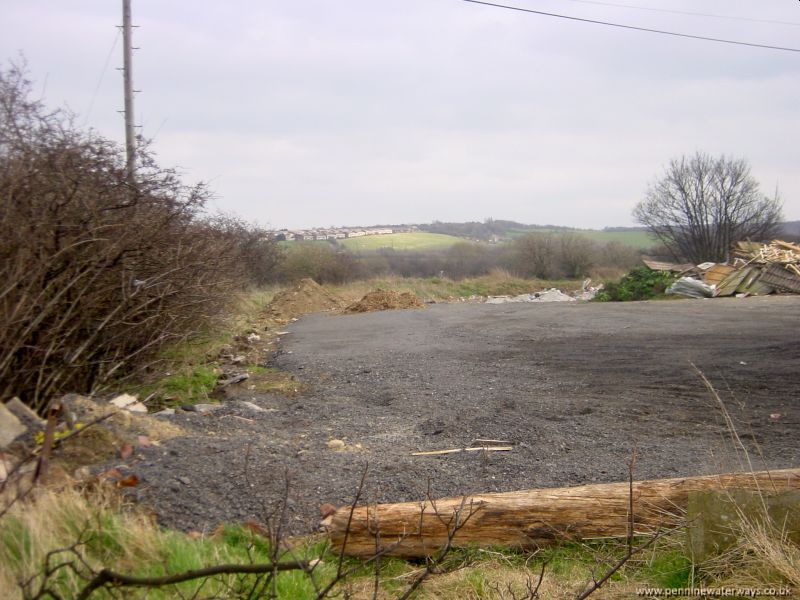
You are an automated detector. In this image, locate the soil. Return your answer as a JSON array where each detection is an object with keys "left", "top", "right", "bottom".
[
  {"left": 88, "top": 295, "right": 800, "bottom": 536},
  {"left": 344, "top": 290, "right": 425, "bottom": 313},
  {"left": 265, "top": 278, "right": 345, "bottom": 321}
]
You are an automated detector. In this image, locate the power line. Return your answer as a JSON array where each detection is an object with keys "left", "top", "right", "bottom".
[
  {"left": 554, "top": 0, "right": 800, "bottom": 28},
  {"left": 83, "top": 29, "right": 121, "bottom": 127},
  {"left": 459, "top": 0, "right": 800, "bottom": 53}
]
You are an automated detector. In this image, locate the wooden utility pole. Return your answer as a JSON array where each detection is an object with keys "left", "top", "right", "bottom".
[{"left": 122, "top": 0, "right": 136, "bottom": 183}]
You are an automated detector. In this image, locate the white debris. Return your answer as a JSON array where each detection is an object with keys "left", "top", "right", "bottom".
[
  {"left": 666, "top": 277, "right": 715, "bottom": 298},
  {"left": 485, "top": 288, "right": 576, "bottom": 304},
  {"left": 109, "top": 394, "right": 148, "bottom": 413}
]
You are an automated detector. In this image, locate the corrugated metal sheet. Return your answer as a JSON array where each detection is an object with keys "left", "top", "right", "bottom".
[
  {"left": 642, "top": 259, "right": 695, "bottom": 272},
  {"left": 759, "top": 263, "right": 800, "bottom": 293}
]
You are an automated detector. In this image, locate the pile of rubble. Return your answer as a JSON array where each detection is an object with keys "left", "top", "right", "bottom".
[
  {"left": 485, "top": 280, "right": 603, "bottom": 304},
  {"left": 646, "top": 240, "right": 800, "bottom": 299}
]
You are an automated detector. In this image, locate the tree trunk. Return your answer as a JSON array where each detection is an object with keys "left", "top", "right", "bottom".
[{"left": 324, "top": 468, "right": 800, "bottom": 558}]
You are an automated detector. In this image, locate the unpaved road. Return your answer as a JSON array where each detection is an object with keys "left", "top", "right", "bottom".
[{"left": 129, "top": 296, "right": 800, "bottom": 535}]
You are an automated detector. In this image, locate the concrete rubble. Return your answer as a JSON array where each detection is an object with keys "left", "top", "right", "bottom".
[
  {"left": 485, "top": 283, "right": 603, "bottom": 304},
  {"left": 0, "top": 402, "right": 27, "bottom": 448}
]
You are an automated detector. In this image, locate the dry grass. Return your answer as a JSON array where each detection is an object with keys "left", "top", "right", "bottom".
[
  {"left": 326, "top": 271, "right": 583, "bottom": 304},
  {"left": 0, "top": 486, "right": 164, "bottom": 597},
  {"left": 0, "top": 484, "right": 329, "bottom": 599}
]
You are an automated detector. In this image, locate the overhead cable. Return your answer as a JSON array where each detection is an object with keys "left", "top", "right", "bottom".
[
  {"left": 459, "top": 0, "right": 800, "bottom": 53},
  {"left": 556, "top": 0, "right": 800, "bottom": 27}
]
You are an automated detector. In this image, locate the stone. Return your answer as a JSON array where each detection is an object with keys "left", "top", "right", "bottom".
[
  {"left": 154, "top": 408, "right": 175, "bottom": 416},
  {"left": 238, "top": 401, "right": 265, "bottom": 412},
  {"left": 73, "top": 466, "right": 91, "bottom": 480},
  {"left": 110, "top": 393, "right": 138, "bottom": 409},
  {"left": 110, "top": 394, "right": 148, "bottom": 413},
  {"left": 0, "top": 403, "right": 27, "bottom": 448},
  {"left": 193, "top": 404, "right": 222, "bottom": 413},
  {"left": 5, "top": 398, "right": 45, "bottom": 429},
  {"left": 326, "top": 439, "right": 346, "bottom": 451}
]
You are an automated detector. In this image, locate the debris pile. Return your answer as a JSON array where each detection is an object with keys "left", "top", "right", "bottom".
[
  {"left": 266, "top": 278, "right": 345, "bottom": 320},
  {"left": 344, "top": 290, "right": 425, "bottom": 313},
  {"left": 486, "top": 288, "right": 576, "bottom": 304},
  {"left": 655, "top": 240, "right": 800, "bottom": 298}
]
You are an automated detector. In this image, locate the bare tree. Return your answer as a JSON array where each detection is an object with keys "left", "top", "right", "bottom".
[{"left": 633, "top": 152, "right": 783, "bottom": 263}]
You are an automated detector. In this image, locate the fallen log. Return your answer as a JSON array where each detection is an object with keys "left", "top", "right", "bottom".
[{"left": 323, "top": 468, "right": 800, "bottom": 558}]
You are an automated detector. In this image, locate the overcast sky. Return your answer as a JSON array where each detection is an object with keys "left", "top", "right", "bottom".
[{"left": 3, "top": 1, "right": 799, "bottom": 229}]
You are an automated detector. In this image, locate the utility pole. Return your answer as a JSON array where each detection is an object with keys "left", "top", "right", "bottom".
[{"left": 122, "top": 0, "right": 136, "bottom": 183}]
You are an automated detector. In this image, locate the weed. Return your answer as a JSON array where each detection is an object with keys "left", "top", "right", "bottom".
[
  {"left": 141, "top": 365, "right": 220, "bottom": 409},
  {"left": 594, "top": 267, "right": 677, "bottom": 301}
]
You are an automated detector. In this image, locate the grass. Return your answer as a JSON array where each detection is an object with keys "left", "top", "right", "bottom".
[
  {"left": 127, "top": 287, "right": 282, "bottom": 408},
  {"left": 508, "top": 228, "right": 658, "bottom": 249},
  {"left": 0, "top": 487, "right": 333, "bottom": 600},
  {"left": 338, "top": 232, "right": 462, "bottom": 251}
]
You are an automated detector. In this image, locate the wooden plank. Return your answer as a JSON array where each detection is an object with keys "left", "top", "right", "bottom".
[
  {"left": 772, "top": 240, "right": 800, "bottom": 254},
  {"left": 324, "top": 468, "right": 800, "bottom": 558},
  {"left": 412, "top": 446, "right": 513, "bottom": 456}
]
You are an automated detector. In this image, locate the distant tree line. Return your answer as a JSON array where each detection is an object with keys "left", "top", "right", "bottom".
[
  {"left": 418, "top": 219, "right": 575, "bottom": 240},
  {"left": 273, "top": 233, "right": 643, "bottom": 284}
]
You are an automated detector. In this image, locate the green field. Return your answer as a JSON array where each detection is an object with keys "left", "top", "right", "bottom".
[
  {"left": 338, "top": 232, "right": 462, "bottom": 251},
  {"left": 508, "top": 228, "right": 657, "bottom": 249}
]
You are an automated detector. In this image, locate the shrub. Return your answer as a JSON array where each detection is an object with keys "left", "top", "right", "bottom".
[
  {"left": 0, "top": 65, "right": 249, "bottom": 410},
  {"left": 594, "top": 267, "right": 677, "bottom": 302}
]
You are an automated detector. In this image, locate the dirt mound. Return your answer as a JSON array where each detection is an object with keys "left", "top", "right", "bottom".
[
  {"left": 266, "top": 278, "right": 344, "bottom": 320},
  {"left": 345, "top": 290, "right": 424, "bottom": 314}
]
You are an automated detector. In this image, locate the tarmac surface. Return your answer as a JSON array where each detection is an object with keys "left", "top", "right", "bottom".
[{"left": 129, "top": 295, "right": 800, "bottom": 534}]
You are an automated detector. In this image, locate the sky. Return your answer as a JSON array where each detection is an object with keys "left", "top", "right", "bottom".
[{"left": 2, "top": 0, "right": 799, "bottom": 230}]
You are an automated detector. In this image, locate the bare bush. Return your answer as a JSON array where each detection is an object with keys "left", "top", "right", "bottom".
[
  {"left": 444, "top": 242, "right": 492, "bottom": 279},
  {"left": 511, "top": 233, "right": 560, "bottom": 279},
  {"left": 634, "top": 152, "right": 783, "bottom": 263},
  {"left": 0, "top": 65, "right": 248, "bottom": 410},
  {"left": 558, "top": 234, "right": 596, "bottom": 278},
  {"left": 279, "top": 242, "right": 360, "bottom": 284}
]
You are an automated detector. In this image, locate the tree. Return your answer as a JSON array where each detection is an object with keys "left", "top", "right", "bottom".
[{"left": 633, "top": 152, "right": 783, "bottom": 263}]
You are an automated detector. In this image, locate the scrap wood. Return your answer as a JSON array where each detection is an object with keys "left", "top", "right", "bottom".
[
  {"left": 412, "top": 446, "right": 513, "bottom": 456},
  {"left": 324, "top": 467, "right": 800, "bottom": 558},
  {"left": 773, "top": 240, "right": 800, "bottom": 253},
  {"left": 733, "top": 240, "right": 800, "bottom": 265},
  {"left": 472, "top": 438, "right": 513, "bottom": 446}
]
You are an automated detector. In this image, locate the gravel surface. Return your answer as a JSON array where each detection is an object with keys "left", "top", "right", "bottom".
[{"left": 122, "top": 296, "right": 800, "bottom": 535}]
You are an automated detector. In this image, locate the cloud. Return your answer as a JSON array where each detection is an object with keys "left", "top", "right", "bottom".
[{"left": 2, "top": 0, "right": 798, "bottom": 227}]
